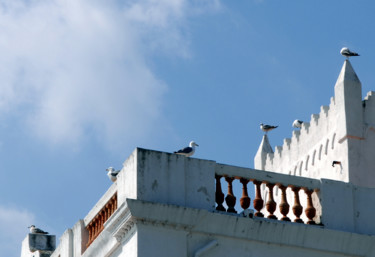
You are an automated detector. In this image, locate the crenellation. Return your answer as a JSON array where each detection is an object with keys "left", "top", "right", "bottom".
[
  {"left": 254, "top": 60, "right": 375, "bottom": 187},
  {"left": 283, "top": 138, "right": 291, "bottom": 149},
  {"left": 330, "top": 96, "right": 336, "bottom": 106},
  {"left": 266, "top": 152, "right": 274, "bottom": 162},
  {"left": 258, "top": 100, "right": 343, "bottom": 178},
  {"left": 301, "top": 122, "right": 310, "bottom": 134},
  {"left": 292, "top": 130, "right": 300, "bottom": 141},
  {"left": 302, "top": 121, "right": 310, "bottom": 129},
  {"left": 275, "top": 146, "right": 282, "bottom": 157},
  {"left": 320, "top": 105, "right": 329, "bottom": 118},
  {"left": 311, "top": 114, "right": 319, "bottom": 125}
]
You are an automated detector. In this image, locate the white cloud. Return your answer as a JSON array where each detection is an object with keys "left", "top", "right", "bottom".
[
  {"left": 0, "top": 0, "right": 221, "bottom": 149},
  {"left": 0, "top": 205, "right": 35, "bottom": 257}
]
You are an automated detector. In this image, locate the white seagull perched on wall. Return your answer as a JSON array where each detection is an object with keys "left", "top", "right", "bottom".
[
  {"left": 260, "top": 123, "right": 278, "bottom": 134},
  {"left": 340, "top": 47, "right": 359, "bottom": 58},
  {"left": 174, "top": 141, "right": 199, "bottom": 157},
  {"left": 28, "top": 225, "right": 48, "bottom": 234},
  {"left": 106, "top": 167, "right": 120, "bottom": 182},
  {"left": 292, "top": 120, "right": 303, "bottom": 128}
]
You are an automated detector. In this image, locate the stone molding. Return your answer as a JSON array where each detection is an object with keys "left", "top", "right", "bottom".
[{"left": 105, "top": 202, "right": 136, "bottom": 243}]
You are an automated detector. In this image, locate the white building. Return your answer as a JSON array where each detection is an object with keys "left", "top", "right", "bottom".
[{"left": 21, "top": 60, "right": 375, "bottom": 257}]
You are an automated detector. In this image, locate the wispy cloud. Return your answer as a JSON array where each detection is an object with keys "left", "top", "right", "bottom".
[
  {"left": 0, "top": 0, "right": 221, "bottom": 150},
  {"left": 0, "top": 205, "right": 35, "bottom": 257}
]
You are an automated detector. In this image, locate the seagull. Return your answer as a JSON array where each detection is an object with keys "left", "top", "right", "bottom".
[
  {"left": 260, "top": 123, "right": 278, "bottom": 134},
  {"left": 28, "top": 225, "right": 48, "bottom": 234},
  {"left": 340, "top": 47, "right": 359, "bottom": 58},
  {"left": 292, "top": 120, "right": 303, "bottom": 128},
  {"left": 106, "top": 167, "right": 120, "bottom": 182},
  {"left": 174, "top": 141, "right": 199, "bottom": 157}
]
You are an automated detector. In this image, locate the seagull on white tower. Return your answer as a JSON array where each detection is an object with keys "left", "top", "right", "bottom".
[
  {"left": 340, "top": 47, "right": 359, "bottom": 58},
  {"left": 106, "top": 167, "right": 120, "bottom": 182},
  {"left": 260, "top": 123, "right": 278, "bottom": 134},
  {"left": 28, "top": 225, "right": 48, "bottom": 234},
  {"left": 174, "top": 141, "right": 199, "bottom": 157},
  {"left": 292, "top": 120, "right": 303, "bottom": 128}
]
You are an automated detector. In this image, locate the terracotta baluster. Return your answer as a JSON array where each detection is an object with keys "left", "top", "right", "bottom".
[
  {"left": 92, "top": 219, "right": 96, "bottom": 238},
  {"left": 278, "top": 184, "right": 291, "bottom": 221},
  {"left": 225, "top": 177, "right": 237, "bottom": 213},
  {"left": 265, "top": 183, "right": 277, "bottom": 219},
  {"left": 114, "top": 195, "right": 118, "bottom": 209},
  {"left": 113, "top": 197, "right": 117, "bottom": 210},
  {"left": 109, "top": 203, "right": 113, "bottom": 216},
  {"left": 97, "top": 218, "right": 100, "bottom": 235},
  {"left": 253, "top": 180, "right": 264, "bottom": 217},
  {"left": 304, "top": 188, "right": 316, "bottom": 225},
  {"left": 90, "top": 221, "right": 94, "bottom": 240},
  {"left": 88, "top": 223, "right": 92, "bottom": 244},
  {"left": 215, "top": 175, "right": 226, "bottom": 211},
  {"left": 291, "top": 186, "right": 303, "bottom": 223},
  {"left": 111, "top": 200, "right": 115, "bottom": 213},
  {"left": 240, "top": 178, "right": 251, "bottom": 211}
]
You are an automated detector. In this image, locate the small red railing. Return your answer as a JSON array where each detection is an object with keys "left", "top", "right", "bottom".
[{"left": 85, "top": 192, "right": 118, "bottom": 248}]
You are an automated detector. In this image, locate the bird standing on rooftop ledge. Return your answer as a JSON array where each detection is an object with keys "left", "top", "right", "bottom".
[
  {"left": 340, "top": 47, "right": 359, "bottom": 58},
  {"left": 293, "top": 120, "right": 303, "bottom": 129},
  {"left": 28, "top": 225, "right": 48, "bottom": 234},
  {"left": 106, "top": 167, "right": 120, "bottom": 182},
  {"left": 260, "top": 123, "right": 278, "bottom": 134},
  {"left": 174, "top": 141, "right": 199, "bottom": 157}
]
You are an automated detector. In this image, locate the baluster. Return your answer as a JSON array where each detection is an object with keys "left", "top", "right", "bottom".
[
  {"left": 90, "top": 225, "right": 93, "bottom": 243},
  {"left": 111, "top": 199, "right": 115, "bottom": 213},
  {"left": 253, "top": 180, "right": 264, "bottom": 217},
  {"left": 97, "top": 219, "right": 100, "bottom": 235},
  {"left": 278, "top": 184, "right": 291, "bottom": 221},
  {"left": 225, "top": 177, "right": 237, "bottom": 213},
  {"left": 114, "top": 195, "right": 118, "bottom": 209},
  {"left": 93, "top": 219, "right": 97, "bottom": 238},
  {"left": 240, "top": 178, "right": 250, "bottom": 211},
  {"left": 215, "top": 175, "right": 226, "bottom": 211},
  {"left": 87, "top": 223, "right": 92, "bottom": 244},
  {"left": 109, "top": 203, "right": 113, "bottom": 216},
  {"left": 265, "top": 183, "right": 277, "bottom": 219},
  {"left": 291, "top": 186, "right": 303, "bottom": 223},
  {"left": 304, "top": 188, "right": 316, "bottom": 225},
  {"left": 101, "top": 212, "right": 104, "bottom": 229},
  {"left": 92, "top": 223, "right": 95, "bottom": 241}
]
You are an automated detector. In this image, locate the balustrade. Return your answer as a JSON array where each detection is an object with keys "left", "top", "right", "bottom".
[
  {"left": 214, "top": 165, "right": 321, "bottom": 225},
  {"left": 86, "top": 193, "right": 118, "bottom": 248}
]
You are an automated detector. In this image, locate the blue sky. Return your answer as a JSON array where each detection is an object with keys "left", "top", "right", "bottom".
[{"left": 1, "top": 0, "right": 374, "bottom": 255}]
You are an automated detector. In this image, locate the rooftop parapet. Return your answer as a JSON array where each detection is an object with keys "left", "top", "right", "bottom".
[
  {"left": 21, "top": 233, "right": 56, "bottom": 257},
  {"left": 50, "top": 148, "right": 375, "bottom": 257}
]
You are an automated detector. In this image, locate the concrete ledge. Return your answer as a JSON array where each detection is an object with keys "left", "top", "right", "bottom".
[
  {"left": 126, "top": 198, "right": 375, "bottom": 257},
  {"left": 28, "top": 234, "right": 56, "bottom": 252}
]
